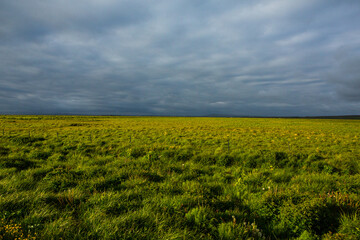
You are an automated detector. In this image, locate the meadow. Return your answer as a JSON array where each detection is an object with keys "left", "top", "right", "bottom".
[{"left": 0, "top": 115, "right": 359, "bottom": 239}]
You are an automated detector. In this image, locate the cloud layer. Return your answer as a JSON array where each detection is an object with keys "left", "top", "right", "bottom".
[{"left": 1, "top": 0, "right": 360, "bottom": 116}]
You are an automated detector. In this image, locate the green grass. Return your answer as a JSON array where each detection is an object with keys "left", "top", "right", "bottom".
[{"left": 0, "top": 115, "right": 359, "bottom": 239}]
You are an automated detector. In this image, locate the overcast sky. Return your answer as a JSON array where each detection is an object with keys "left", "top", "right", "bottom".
[{"left": 1, "top": 0, "right": 360, "bottom": 116}]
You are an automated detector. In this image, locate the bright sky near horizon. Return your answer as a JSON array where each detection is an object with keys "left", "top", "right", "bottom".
[{"left": 1, "top": 0, "right": 360, "bottom": 116}]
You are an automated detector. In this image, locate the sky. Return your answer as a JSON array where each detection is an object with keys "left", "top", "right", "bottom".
[{"left": 1, "top": 0, "right": 360, "bottom": 116}]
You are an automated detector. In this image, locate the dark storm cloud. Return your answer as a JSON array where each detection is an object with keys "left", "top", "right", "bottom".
[{"left": 1, "top": 0, "right": 360, "bottom": 116}]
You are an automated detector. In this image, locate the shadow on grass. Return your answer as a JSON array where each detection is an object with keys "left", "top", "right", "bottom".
[
  {"left": 0, "top": 157, "right": 37, "bottom": 171},
  {"left": 10, "top": 136, "right": 45, "bottom": 145}
]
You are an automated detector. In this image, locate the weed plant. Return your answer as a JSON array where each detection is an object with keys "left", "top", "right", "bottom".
[{"left": 0, "top": 115, "right": 359, "bottom": 239}]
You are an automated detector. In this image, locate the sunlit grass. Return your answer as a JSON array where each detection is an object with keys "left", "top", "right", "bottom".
[{"left": 0, "top": 115, "right": 359, "bottom": 239}]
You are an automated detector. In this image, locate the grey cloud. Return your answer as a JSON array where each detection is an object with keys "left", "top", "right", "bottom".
[
  {"left": 0, "top": 0, "right": 151, "bottom": 42},
  {"left": 327, "top": 47, "right": 360, "bottom": 101},
  {"left": 1, "top": 0, "right": 360, "bottom": 116}
]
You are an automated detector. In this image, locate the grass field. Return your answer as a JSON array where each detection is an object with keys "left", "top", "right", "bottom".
[{"left": 0, "top": 115, "right": 359, "bottom": 239}]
